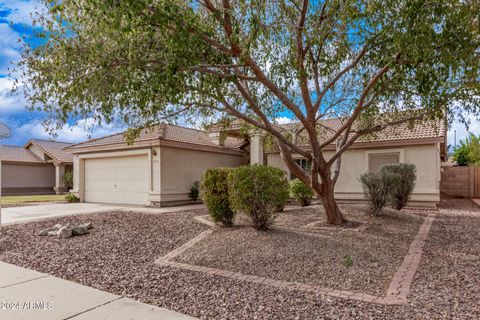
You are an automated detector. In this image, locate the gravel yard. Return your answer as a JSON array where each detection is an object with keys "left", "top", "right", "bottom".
[
  {"left": 176, "top": 204, "right": 423, "bottom": 296},
  {"left": 0, "top": 199, "right": 479, "bottom": 319}
]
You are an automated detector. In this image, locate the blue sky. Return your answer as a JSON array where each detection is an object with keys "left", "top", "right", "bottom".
[{"left": 0, "top": 0, "right": 478, "bottom": 149}]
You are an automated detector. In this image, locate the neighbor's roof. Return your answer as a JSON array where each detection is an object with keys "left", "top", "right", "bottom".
[
  {"left": 0, "top": 145, "right": 45, "bottom": 163},
  {"left": 65, "top": 124, "right": 245, "bottom": 151},
  {"left": 25, "top": 139, "right": 74, "bottom": 164}
]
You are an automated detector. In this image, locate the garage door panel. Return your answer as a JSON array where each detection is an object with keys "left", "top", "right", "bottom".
[{"left": 84, "top": 155, "right": 148, "bottom": 205}]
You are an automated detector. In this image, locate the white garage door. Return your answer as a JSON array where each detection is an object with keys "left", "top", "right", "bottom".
[{"left": 84, "top": 155, "right": 149, "bottom": 205}]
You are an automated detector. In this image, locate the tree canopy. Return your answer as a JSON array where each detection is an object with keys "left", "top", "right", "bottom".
[
  {"left": 453, "top": 134, "right": 480, "bottom": 166},
  {"left": 17, "top": 0, "right": 480, "bottom": 223}
]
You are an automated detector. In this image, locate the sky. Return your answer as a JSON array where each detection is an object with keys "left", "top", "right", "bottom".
[{"left": 0, "top": 0, "right": 478, "bottom": 149}]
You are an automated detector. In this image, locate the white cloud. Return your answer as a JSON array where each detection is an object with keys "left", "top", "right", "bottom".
[
  {"left": 0, "top": 0, "right": 45, "bottom": 26},
  {"left": 274, "top": 116, "right": 295, "bottom": 124},
  {"left": 5, "top": 118, "right": 122, "bottom": 144},
  {"left": 0, "top": 23, "right": 22, "bottom": 75}
]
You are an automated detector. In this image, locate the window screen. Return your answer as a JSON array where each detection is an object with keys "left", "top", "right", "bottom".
[{"left": 368, "top": 152, "right": 400, "bottom": 172}]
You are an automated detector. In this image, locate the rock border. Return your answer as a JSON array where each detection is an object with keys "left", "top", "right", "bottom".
[{"left": 156, "top": 212, "right": 436, "bottom": 305}]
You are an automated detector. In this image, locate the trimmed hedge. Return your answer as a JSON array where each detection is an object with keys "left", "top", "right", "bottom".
[
  {"left": 228, "top": 165, "right": 289, "bottom": 230},
  {"left": 201, "top": 168, "right": 235, "bottom": 227},
  {"left": 290, "top": 178, "right": 315, "bottom": 206}
]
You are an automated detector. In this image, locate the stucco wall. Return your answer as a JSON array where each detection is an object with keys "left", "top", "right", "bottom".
[
  {"left": 159, "top": 146, "right": 247, "bottom": 204},
  {"left": 1, "top": 163, "right": 55, "bottom": 195},
  {"left": 266, "top": 143, "right": 441, "bottom": 203}
]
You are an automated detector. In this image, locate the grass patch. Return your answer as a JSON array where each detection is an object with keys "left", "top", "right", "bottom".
[{"left": 1, "top": 194, "right": 66, "bottom": 204}]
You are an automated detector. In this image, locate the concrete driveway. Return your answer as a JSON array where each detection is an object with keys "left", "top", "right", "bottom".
[
  {"left": 0, "top": 203, "right": 206, "bottom": 225},
  {"left": 0, "top": 203, "right": 128, "bottom": 225}
]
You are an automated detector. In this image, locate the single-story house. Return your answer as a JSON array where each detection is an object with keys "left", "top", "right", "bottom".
[
  {"left": 0, "top": 140, "right": 73, "bottom": 195},
  {"left": 67, "top": 119, "right": 445, "bottom": 208}
]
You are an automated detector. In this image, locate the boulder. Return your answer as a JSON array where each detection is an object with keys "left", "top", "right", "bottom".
[
  {"left": 57, "top": 226, "right": 73, "bottom": 239},
  {"left": 80, "top": 222, "right": 93, "bottom": 230},
  {"left": 72, "top": 226, "right": 89, "bottom": 236},
  {"left": 39, "top": 222, "right": 92, "bottom": 238},
  {"left": 38, "top": 228, "right": 54, "bottom": 236}
]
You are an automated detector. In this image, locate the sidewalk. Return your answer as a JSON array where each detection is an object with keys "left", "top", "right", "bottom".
[{"left": 0, "top": 261, "right": 196, "bottom": 320}]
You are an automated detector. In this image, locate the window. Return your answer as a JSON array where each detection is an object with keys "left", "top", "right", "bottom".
[
  {"left": 290, "top": 158, "right": 311, "bottom": 180},
  {"left": 368, "top": 152, "right": 400, "bottom": 172}
]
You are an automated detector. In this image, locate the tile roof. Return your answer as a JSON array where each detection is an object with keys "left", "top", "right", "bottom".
[
  {"left": 65, "top": 117, "right": 445, "bottom": 153},
  {"left": 0, "top": 145, "right": 45, "bottom": 163},
  {"left": 66, "top": 124, "right": 245, "bottom": 151},
  {"left": 279, "top": 117, "right": 446, "bottom": 146},
  {"left": 27, "top": 140, "right": 74, "bottom": 164}
]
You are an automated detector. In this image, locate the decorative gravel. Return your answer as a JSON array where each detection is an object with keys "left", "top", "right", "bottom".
[
  {"left": 0, "top": 200, "right": 479, "bottom": 319},
  {"left": 176, "top": 204, "right": 424, "bottom": 296}
]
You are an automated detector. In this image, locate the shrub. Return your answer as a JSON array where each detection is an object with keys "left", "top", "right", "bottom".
[
  {"left": 188, "top": 181, "right": 200, "bottom": 203},
  {"left": 290, "top": 179, "right": 315, "bottom": 206},
  {"left": 63, "top": 170, "right": 73, "bottom": 188},
  {"left": 228, "top": 165, "right": 289, "bottom": 230},
  {"left": 65, "top": 193, "right": 80, "bottom": 203},
  {"left": 359, "top": 171, "right": 400, "bottom": 215},
  {"left": 201, "top": 168, "right": 235, "bottom": 227},
  {"left": 381, "top": 163, "right": 417, "bottom": 210}
]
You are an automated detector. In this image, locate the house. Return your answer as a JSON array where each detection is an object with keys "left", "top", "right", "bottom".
[
  {"left": 67, "top": 119, "right": 446, "bottom": 207},
  {"left": 65, "top": 124, "right": 248, "bottom": 206},
  {"left": 0, "top": 140, "right": 74, "bottom": 195}
]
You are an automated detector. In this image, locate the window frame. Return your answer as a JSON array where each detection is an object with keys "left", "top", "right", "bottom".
[{"left": 364, "top": 148, "right": 405, "bottom": 173}]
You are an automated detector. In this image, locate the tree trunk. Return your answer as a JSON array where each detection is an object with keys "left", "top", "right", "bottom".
[{"left": 320, "top": 184, "right": 346, "bottom": 225}]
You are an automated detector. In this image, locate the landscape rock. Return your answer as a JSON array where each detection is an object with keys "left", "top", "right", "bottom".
[
  {"left": 57, "top": 226, "right": 73, "bottom": 239},
  {"left": 38, "top": 227, "right": 54, "bottom": 236},
  {"left": 72, "top": 226, "right": 89, "bottom": 236},
  {"left": 39, "top": 222, "right": 93, "bottom": 238},
  {"left": 80, "top": 222, "right": 93, "bottom": 230}
]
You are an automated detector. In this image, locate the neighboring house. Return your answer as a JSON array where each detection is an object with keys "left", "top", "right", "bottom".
[
  {"left": 67, "top": 119, "right": 446, "bottom": 207},
  {"left": 0, "top": 140, "right": 73, "bottom": 195}
]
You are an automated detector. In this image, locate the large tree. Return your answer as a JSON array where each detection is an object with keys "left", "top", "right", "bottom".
[{"left": 18, "top": 0, "right": 479, "bottom": 224}]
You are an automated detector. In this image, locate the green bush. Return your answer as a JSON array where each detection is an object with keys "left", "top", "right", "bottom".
[
  {"left": 228, "top": 165, "right": 289, "bottom": 230},
  {"left": 63, "top": 170, "right": 73, "bottom": 188},
  {"left": 188, "top": 181, "right": 200, "bottom": 203},
  {"left": 65, "top": 193, "right": 80, "bottom": 203},
  {"left": 201, "top": 168, "right": 235, "bottom": 227},
  {"left": 290, "top": 179, "right": 315, "bottom": 206},
  {"left": 359, "top": 171, "right": 400, "bottom": 215},
  {"left": 381, "top": 163, "right": 417, "bottom": 210},
  {"left": 453, "top": 134, "right": 480, "bottom": 166}
]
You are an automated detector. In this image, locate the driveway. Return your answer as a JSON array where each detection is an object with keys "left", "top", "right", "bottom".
[
  {"left": 0, "top": 202, "right": 206, "bottom": 225},
  {"left": 0, "top": 203, "right": 127, "bottom": 225}
]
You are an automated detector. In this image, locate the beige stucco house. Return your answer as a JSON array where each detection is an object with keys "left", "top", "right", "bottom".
[
  {"left": 0, "top": 140, "right": 73, "bottom": 195},
  {"left": 66, "top": 119, "right": 446, "bottom": 207}
]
